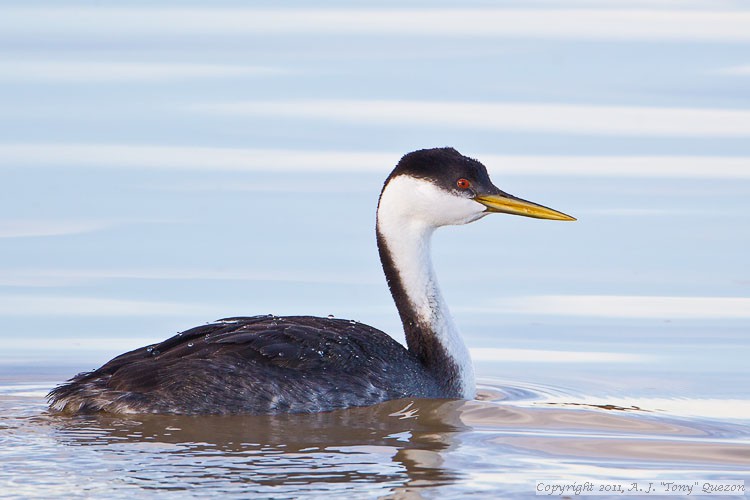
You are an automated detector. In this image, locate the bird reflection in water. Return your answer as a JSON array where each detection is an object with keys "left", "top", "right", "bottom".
[
  {"left": 34, "top": 387, "right": 750, "bottom": 496},
  {"left": 48, "top": 398, "right": 470, "bottom": 496}
]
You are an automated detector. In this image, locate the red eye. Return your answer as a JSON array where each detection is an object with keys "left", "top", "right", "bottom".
[{"left": 456, "top": 178, "right": 471, "bottom": 189}]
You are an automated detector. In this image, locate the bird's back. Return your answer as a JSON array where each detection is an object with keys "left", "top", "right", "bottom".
[{"left": 48, "top": 315, "right": 443, "bottom": 415}]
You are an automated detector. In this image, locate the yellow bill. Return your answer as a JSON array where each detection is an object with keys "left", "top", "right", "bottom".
[{"left": 475, "top": 193, "right": 576, "bottom": 221}]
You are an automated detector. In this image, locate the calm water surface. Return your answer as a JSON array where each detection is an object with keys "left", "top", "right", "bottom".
[
  {"left": 1, "top": 1, "right": 749, "bottom": 498},
  {"left": 2, "top": 380, "right": 748, "bottom": 498}
]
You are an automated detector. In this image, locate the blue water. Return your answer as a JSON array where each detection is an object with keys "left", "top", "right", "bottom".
[{"left": 0, "top": 1, "right": 748, "bottom": 497}]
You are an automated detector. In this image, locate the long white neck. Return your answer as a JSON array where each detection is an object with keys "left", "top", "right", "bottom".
[{"left": 376, "top": 176, "right": 476, "bottom": 398}]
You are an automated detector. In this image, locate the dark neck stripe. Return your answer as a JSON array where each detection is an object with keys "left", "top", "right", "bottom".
[{"left": 375, "top": 211, "right": 464, "bottom": 397}]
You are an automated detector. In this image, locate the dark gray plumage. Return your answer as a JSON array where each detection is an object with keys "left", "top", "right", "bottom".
[{"left": 48, "top": 315, "right": 442, "bottom": 415}]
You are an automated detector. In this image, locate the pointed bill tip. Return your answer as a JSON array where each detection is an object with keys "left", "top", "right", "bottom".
[{"left": 474, "top": 194, "right": 576, "bottom": 221}]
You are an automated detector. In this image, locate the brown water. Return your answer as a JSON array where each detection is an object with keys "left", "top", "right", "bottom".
[{"left": 2, "top": 380, "right": 747, "bottom": 498}]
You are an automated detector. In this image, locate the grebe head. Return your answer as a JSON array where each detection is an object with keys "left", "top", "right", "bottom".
[{"left": 378, "top": 147, "right": 575, "bottom": 228}]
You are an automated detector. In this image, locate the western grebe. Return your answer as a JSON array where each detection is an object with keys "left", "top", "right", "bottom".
[{"left": 48, "top": 147, "right": 574, "bottom": 415}]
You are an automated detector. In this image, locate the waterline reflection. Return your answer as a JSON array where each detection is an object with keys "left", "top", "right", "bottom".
[{"left": 2, "top": 382, "right": 747, "bottom": 498}]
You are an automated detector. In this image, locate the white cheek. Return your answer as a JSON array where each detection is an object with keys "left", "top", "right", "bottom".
[
  {"left": 380, "top": 176, "right": 487, "bottom": 228},
  {"left": 437, "top": 195, "right": 488, "bottom": 225}
]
